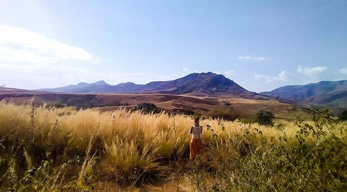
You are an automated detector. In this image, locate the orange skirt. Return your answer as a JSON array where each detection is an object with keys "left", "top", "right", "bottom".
[{"left": 190, "top": 138, "right": 202, "bottom": 159}]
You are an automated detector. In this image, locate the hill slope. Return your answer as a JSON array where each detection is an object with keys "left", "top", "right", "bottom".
[
  {"left": 0, "top": 88, "right": 312, "bottom": 120},
  {"left": 262, "top": 80, "right": 347, "bottom": 108},
  {"left": 42, "top": 72, "right": 267, "bottom": 99}
]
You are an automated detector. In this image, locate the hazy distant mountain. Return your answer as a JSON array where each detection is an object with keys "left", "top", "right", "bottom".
[
  {"left": 42, "top": 80, "right": 112, "bottom": 93},
  {"left": 41, "top": 72, "right": 267, "bottom": 99},
  {"left": 262, "top": 80, "right": 347, "bottom": 108}
]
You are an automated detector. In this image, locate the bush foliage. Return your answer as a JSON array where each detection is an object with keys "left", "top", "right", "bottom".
[
  {"left": 339, "top": 110, "right": 347, "bottom": 121},
  {"left": 131, "top": 102, "right": 162, "bottom": 114},
  {"left": 256, "top": 110, "right": 275, "bottom": 126}
]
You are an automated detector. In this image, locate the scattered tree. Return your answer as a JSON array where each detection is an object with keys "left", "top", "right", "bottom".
[
  {"left": 339, "top": 110, "right": 347, "bottom": 121},
  {"left": 256, "top": 110, "right": 274, "bottom": 126},
  {"left": 132, "top": 103, "right": 161, "bottom": 114}
]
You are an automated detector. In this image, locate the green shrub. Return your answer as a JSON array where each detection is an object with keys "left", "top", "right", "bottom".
[
  {"left": 131, "top": 103, "right": 162, "bottom": 114},
  {"left": 256, "top": 110, "right": 274, "bottom": 126},
  {"left": 339, "top": 110, "right": 347, "bottom": 121}
]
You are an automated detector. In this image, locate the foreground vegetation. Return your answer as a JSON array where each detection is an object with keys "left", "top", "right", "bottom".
[{"left": 0, "top": 101, "right": 345, "bottom": 191}]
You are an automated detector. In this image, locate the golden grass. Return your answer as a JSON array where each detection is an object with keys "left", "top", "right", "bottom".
[
  {"left": 0, "top": 102, "right": 290, "bottom": 156},
  {"left": 0, "top": 101, "right": 318, "bottom": 153},
  {"left": 0, "top": 100, "right": 345, "bottom": 189}
]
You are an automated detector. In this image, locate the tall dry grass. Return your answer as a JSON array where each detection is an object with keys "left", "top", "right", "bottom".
[
  {"left": 0, "top": 101, "right": 294, "bottom": 155},
  {"left": 0, "top": 102, "right": 283, "bottom": 169},
  {"left": 0, "top": 101, "right": 345, "bottom": 190}
]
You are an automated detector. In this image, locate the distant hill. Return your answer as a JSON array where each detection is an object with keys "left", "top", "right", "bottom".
[
  {"left": 41, "top": 72, "right": 268, "bottom": 99},
  {"left": 262, "top": 80, "right": 347, "bottom": 108},
  {"left": 0, "top": 87, "right": 313, "bottom": 121},
  {"left": 0, "top": 87, "right": 46, "bottom": 97},
  {"left": 1, "top": 74, "right": 315, "bottom": 120}
]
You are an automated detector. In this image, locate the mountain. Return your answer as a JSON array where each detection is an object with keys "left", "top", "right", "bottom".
[
  {"left": 262, "top": 80, "right": 347, "bottom": 108},
  {"left": 42, "top": 80, "right": 110, "bottom": 93},
  {"left": 41, "top": 72, "right": 267, "bottom": 99}
]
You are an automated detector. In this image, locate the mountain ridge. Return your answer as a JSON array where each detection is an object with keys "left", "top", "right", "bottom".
[
  {"left": 41, "top": 72, "right": 266, "bottom": 99},
  {"left": 262, "top": 80, "right": 347, "bottom": 108}
]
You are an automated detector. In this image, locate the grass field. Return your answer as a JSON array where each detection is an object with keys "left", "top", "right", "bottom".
[{"left": 0, "top": 101, "right": 345, "bottom": 191}]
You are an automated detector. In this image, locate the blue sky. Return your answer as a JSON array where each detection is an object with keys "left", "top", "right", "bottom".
[{"left": 0, "top": 0, "right": 346, "bottom": 92}]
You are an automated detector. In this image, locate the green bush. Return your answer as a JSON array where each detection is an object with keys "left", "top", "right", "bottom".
[
  {"left": 339, "top": 110, "right": 347, "bottom": 121},
  {"left": 256, "top": 110, "right": 274, "bottom": 126},
  {"left": 131, "top": 103, "right": 162, "bottom": 114}
]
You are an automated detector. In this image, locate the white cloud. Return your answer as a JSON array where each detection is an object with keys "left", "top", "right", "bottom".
[
  {"left": 238, "top": 55, "right": 265, "bottom": 61},
  {"left": 0, "top": 63, "right": 178, "bottom": 89},
  {"left": 297, "top": 66, "right": 326, "bottom": 76},
  {"left": 339, "top": 68, "right": 347, "bottom": 74},
  {"left": 0, "top": 25, "right": 181, "bottom": 90},
  {"left": 255, "top": 71, "right": 288, "bottom": 83},
  {"left": 0, "top": 24, "right": 94, "bottom": 64}
]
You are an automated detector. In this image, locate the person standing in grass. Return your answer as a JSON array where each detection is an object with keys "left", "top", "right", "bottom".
[{"left": 190, "top": 117, "right": 203, "bottom": 159}]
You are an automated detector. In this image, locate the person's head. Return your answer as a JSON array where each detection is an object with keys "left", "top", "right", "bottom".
[{"left": 194, "top": 117, "right": 200, "bottom": 126}]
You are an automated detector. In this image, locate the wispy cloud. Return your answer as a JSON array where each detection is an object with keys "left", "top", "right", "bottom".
[
  {"left": 255, "top": 71, "right": 288, "bottom": 83},
  {"left": 0, "top": 25, "right": 95, "bottom": 64},
  {"left": 0, "top": 62, "right": 177, "bottom": 89},
  {"left": 339, "top": 68, "right": 347, "bottom": 74},
  {"left": 238, "top": 55, "right": 265, "bottom": 61},
  {"left": 297, "top": 66, "right": 327, "bottom": 76},
  {"left": 0, "top": 25, "right": 103, "bottom": 89}
]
